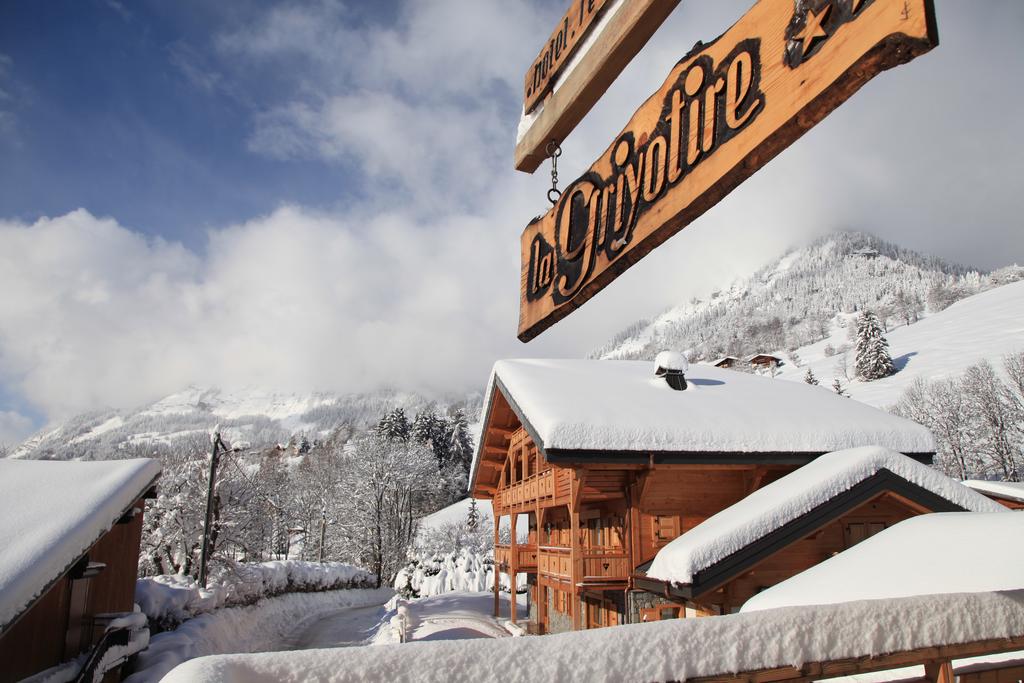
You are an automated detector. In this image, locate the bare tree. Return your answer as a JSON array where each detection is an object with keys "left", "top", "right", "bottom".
[
  {"left": 963, "top": 361, "right": 1021, "bottom": 482},
  {"left": 335, "top": 434, "right": 440, "bottom": 586}
]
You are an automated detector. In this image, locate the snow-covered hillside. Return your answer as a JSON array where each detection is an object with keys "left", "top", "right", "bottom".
[
  {"left": 9, "top": 386, "right": 481, "bottom": 461},
  {"left": 592, "top": 232, "right": 993, "bottom": 363},
  {"left": 774, "top": 280, "right": 1024, "bottom": 408}
]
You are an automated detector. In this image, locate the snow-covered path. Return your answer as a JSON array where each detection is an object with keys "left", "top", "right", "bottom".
[
  {"left": 289, "top": 604, "right": 387, "bottom": 649},
  {"left": 288, "top": 591, "right": 518, "bottom": 651}
]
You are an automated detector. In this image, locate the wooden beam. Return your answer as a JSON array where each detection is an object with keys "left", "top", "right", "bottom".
[
  {"left": 515, "top": 0, "right": 682, "bottom": 173},
  {"left": 688, "top": 636, "right": 1024, "bottom": 683},
  {"left": 517, "top": 0, "right": 938, "bottom": 340}
]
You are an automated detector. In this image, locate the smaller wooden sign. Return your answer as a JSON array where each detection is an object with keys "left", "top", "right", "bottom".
[
  {"left": 518, "top": 0, "right": 938, "bottom": 341},
  {"left": 524, "top": 0, "right": 610, "bottom": 116},
  {"left": 515, "top": 0, "right": 682, "bottom": 173}
]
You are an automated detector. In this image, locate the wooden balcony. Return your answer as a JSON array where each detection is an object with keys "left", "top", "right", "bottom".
[
  {"left": 582, "top": 548, "right": 630, "bottom": 584},
  {"left": 494, "top": 544, "right": 537, "bottom": 571},
  {"left": 536, "top": 546, "right": 630, "bottom": 586},
  {"left": 538, "top": 546, "right": 571, "bottom": 582},
  {"left": 497, "top": 467, "right": 571, "bottom": 514}
]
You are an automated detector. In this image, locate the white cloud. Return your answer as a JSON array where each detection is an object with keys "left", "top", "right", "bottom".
[{"left": 1, "top": 0, "right": 1022, "bottom": 430}]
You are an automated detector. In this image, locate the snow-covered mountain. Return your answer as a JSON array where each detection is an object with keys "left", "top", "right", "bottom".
[
  {"left": 775, "top": 279, "right": 1024, "bottom": 408},
  {"left": 591, "top": 232, "right": 991, "bottom": 363},
  {"left": 9, "top": 386, "right": 481, "bottom": 461}
]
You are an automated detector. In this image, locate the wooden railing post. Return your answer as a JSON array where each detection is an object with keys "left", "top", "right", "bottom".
[{"left": 924, "top": 661, "right": 954, "bottom": 683}]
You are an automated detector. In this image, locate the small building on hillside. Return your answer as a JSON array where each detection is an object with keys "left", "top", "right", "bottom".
[
  {"left": 469, "top": 357, "right": 941, "bottom": 634},
  {"left": 0, "top": 458, "right": 161, "bottom": 683},
  {"left": 962, "top": 479, "right": 1024, "bottom": 510},
  {"left": 711, "top": 357, "right": 739, "bottom": 369},
  {"left": 747, "top": 354, "right": 782, "bottom": 370}
]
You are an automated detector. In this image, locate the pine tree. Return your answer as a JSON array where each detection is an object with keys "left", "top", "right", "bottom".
[
  {"left": 854, "top": 310, "right": 896, "bottom": 381},
  {"left": 376, "top": 407, "right": 410, "bottom": 442},
  {"left": 832, "top": 378, "right": 848, "bottom": 397},
  {"left": 411, "top": 411, "right": 438, "bottom": 445},
  {"left": 804, "top": 368, "right": 819, "bottom": 385},
  {"left": 466, "top": 499, "right": 480, "bottom": 531},
  {"left": 446, "top": 409, "right": 473, "bottom": 472}
]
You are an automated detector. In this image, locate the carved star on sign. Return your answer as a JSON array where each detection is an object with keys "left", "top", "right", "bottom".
[{"left": 794, "top": 4, "right": 832, "bottom": 58}]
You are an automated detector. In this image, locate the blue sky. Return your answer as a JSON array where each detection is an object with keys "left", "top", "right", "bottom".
[
  {"left": 0, "top": 0, "right": 403, "bottom": 246},
  {"left": 0, "top": 0, "right": 1022, "bottom": 444}
]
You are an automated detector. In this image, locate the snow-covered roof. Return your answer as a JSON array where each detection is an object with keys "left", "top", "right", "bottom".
[
  {"left": 645, "top": 446, "right": 1005, "bottom": 586},
  {"left": 962, "top": 479, "right": 1024, "bottom": 504},
  {"left": 742, "top": 512, "right": 1024, "bottom": 613},
  {"left": 0, "top": 458, "right": 161, "bottom": 630},
  {"left": 482, "top": 359, "right": 936, "bottom": 455},
  {"left": 160, "top": 590, "right": 1024, "bottom": 683}
]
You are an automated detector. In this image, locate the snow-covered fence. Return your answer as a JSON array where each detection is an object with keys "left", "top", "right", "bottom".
[
  {"left": 159, "top": 590, "right": 1024, "bottom": 683},
  {"left": 136, "top": 560, "right": 375, "bottom": 630}
]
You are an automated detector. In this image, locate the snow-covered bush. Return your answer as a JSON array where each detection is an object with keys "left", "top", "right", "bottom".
[
  {"left": 394, "top": 549, "right": 495, "bottom": 599},
  {"left": 136, "top": 560, "right": 375, "bottom": 631}
]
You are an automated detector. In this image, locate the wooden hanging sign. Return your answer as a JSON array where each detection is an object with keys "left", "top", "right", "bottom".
[
  {"left": 515, "top": 0, "right": 682, "bottom": 173},
  {"left": 518, "top": 0, "right": 937, "bottom": 342},
  {"left": 523, "top": 0, "right": 611, "bottom": 116}
]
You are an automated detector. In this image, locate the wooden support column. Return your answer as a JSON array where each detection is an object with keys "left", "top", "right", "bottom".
[
  {"left": 924, "top": 661, "right": 954, "bottom": 683},
  {"left": 510, "top": 512, "right": 518, "bottom": 624},
  {"left": 569, "top": 469, "right": 583, "bottom": 630},
  {"left": 493, "top": 512, "right": 500, "bottom": 618}
]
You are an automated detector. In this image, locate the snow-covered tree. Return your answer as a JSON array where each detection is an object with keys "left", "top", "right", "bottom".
[
  {"left": 831, "top": 379, "right": 847, "bottom": 397},
  {"left": 376, "top": 407, "right": 411, "bottom": 442},
  {"left": 466, "top": 499, "right": 480, "bottom": 532},
  {"left": 335, "top": 433, "right": 441, "bottom": 585},
  {"left": 803, "top": 368, "right": 819, "bottom": 385},
  {"left": 854, "top": 311, "right": 896, "bottom": 381},
  {"left": 893, "top": 289, "right": 923, "bottom": 326},
  {"left": 446, "top": 409, "right": 473, "bottom": 472},
  {"left": 963, "top": 361, "right": 1021, "bottom": 482}
]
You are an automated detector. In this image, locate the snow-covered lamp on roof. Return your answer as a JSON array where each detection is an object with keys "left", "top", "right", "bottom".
[{"left": 655, "top": 351, "right": 689, "bottom": 391}]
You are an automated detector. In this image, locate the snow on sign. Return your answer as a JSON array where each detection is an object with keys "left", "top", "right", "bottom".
[
  {"left": 517, "top": 0, "right": 938, "bottom": 342},
  {"left": 516, "top": 0, "right": 681, "bottom": 173}
]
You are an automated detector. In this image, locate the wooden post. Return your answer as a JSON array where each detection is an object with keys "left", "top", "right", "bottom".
[
  {"left": 199, "top": 433, "right": 225, "bottom": 589},
  {"left": 510, "top": 512, "right": 519, "bottom": 624},
  {"left": 924, "top": 661, "right": 955, "bottom": 683},
  {"left": 493, "top": 512, "right": 501, "bottom": 617},
  {"left": 569, "top": 470, "right": 582, "bottom": 630}
]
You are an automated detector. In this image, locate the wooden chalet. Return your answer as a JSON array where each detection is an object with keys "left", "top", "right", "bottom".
[
  {"left": 469, "top": 358, "right": 938, "bottom": 634},
  {"left": 0, "top": 458, "right": 160, "bottom": 683},
  {"left": 711, "top": 357, "right": 739, "bottom": 369},
  {"left": 962, "top": 480, "right": 1024, "bottom": 510},
  {"left": 636, "top": 447, "right": 1005, "bottom": 615},
  {"left": 747, "top": 354, "right": 782, "bottom": 370}
]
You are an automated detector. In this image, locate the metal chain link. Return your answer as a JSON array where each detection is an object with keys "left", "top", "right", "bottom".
[{"left": 546, "top": 140, "right": 562, "bottom": 205}]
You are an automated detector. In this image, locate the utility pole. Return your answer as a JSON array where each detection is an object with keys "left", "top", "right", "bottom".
[{"left": 199, "top": 430, "right": 228, "bottom": 588}]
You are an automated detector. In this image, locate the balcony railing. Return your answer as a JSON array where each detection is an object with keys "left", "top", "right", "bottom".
[
  {"left": 494, "top": 544, "right": 537, "bottom": 570},
  {"left": 536, "top": 546, "right": 630, "bottom": 584},
  {"left": 497, "top": 467, "right": 572, "bottom": 512}
]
